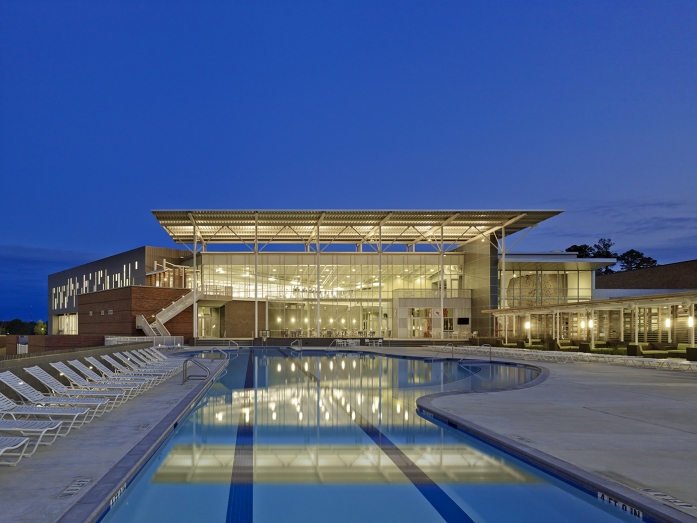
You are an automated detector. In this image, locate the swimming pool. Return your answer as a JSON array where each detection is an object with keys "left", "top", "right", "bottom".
[{"left": 101, "top": 349, "right": 640, "bottom": 523}]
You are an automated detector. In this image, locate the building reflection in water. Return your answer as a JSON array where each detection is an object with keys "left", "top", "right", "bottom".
[{"left": 153, "top": 353, "right": 540, "bottom": 486}]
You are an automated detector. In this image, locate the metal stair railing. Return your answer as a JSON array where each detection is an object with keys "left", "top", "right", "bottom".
[
  {"left": 156, "top": 291, "right": 195, "bottom": 325},
  {"left": 182, "top": 358, "right": 210, "bottom": 384}
]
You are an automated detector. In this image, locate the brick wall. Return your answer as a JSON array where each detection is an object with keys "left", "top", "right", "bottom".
[
  {"left": 223, "top": 300, "right": 267, "bottom": 338},
  {"left": 132, "top": 287, "right": 193, "bottom": 339},
  {"left": 5, "top": 335, "right": 105, "bottom": 355},
  {"left": 77, "top": 286, "right": 193, "bottom": 338},
  {"left": 79, "top": 287, "right": 134, "bottom": 335}
]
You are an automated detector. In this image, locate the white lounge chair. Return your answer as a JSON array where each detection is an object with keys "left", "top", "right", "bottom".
[
  {"left": 67, "top": 360, "right": 149, "bottom": 394},
  {"left": 85, "top": 357, "right": 158, "bottom": 388},
  {"left": 24, "top": 366, "right": 124, "bottom": 409},
  {"left": 134, "top": 349, "right": 182, "bottom": 370},
  {"left": 112, "top": 353, "right": 171, "bottom": 377},
  {"left": 0, "top": 419, "right": 62, "bottom": 456},
  {"left": 0, "top": 371, "right": 109, "bottom": 420},
  {"left": 49, "top": 362, "right": 140, "bottom": 402},
  {"left": 121, "top": 351, "right": 179, "bottom": 374},
  {"left": 101, "top": 355, "right": 168, "bottom": 382},
  {"left": 0, "top": 437, "right": 29, "bottom": 466},
  {"left": 0, "top": 391, "right": 89, "bottom": 435}
]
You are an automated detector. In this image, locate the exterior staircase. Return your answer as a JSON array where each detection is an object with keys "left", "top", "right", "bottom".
[{"left": 136, "top": 290, "right": 195, "bottom": 337}]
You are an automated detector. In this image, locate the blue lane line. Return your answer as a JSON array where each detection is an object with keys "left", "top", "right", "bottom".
[
  {"left": 278, "top": 349, "right": 476, "bottom": 523},
  {"left": 226, "top": 353, "right": 255, "bottom": 523}
]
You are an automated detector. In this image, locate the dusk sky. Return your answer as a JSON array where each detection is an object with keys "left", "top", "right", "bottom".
[{"left": 1, "top": 1, "right": 695, "bottom": 320}]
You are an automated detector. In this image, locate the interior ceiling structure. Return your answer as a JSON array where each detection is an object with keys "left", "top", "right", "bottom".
[{"left": 152, "top": 210, "right": 563, "bottom": 246}]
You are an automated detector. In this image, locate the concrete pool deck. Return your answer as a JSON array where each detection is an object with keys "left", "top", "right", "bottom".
[
  {"left": 365, "top": 346, "right": 697, "bottom": 521},
  {"left": 0, "top": 357, "right": 226, "bottom": 523}
]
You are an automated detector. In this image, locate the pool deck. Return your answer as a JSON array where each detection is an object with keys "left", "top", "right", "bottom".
[
  {"left": 0, "top": 358, "right": 226, "bottom": 523},
  {"left": 369, "top": 346, "right": 697, "bottom": 521}
]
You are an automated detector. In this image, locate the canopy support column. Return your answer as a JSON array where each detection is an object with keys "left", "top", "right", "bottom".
[
  {"left": 379, "top": 226, "right": 383, "bottom": 339},
  {"left": 254, "top": 212, "right": 258, "bottom": 338},
  {"left": 316, "top": 227, "right": 320, "bottom": 338},
  {"left": 440, "top": 227, "right": 444, "bottom": 341}
]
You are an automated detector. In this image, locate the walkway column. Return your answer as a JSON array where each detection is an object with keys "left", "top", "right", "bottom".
[
  {"left": 619, "top": 308, "right": 624, "bottom": 342},
  {"left": 589, "top": 309, "right": 595, "bottom": 349},
  {"left": 634, "top": 305, "right": 639, "bottom": 344},
  {"left": 254, "top": 212, "right": 258, "bottom": 339},
  {"left": 690, "top": 303, "right": 695, "bottom": 347},
  {"left": 658, "top": 307, "right": 662, "bottom": 343},
  {"left": 526, "top": 314, "right": 531, "bottom": 344},
  {"left": 501, "top": 226, "right": 506, "bottom": 343}
]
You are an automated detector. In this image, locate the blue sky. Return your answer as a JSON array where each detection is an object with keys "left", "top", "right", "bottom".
[{"left": 1, "top": 1, "right": 695, "bottom": 320}]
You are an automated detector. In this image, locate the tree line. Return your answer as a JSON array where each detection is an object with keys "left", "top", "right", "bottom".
[
  {"left": 0, "top": 319, "right": 47, "bottom": 335},
  {"left": 566, "top": 238, "right": 658, "bottom": 275}
]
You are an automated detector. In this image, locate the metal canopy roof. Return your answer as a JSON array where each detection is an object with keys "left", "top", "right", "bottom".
[{"left": 152, "top": 210, "right": 562, "bottom": 246}]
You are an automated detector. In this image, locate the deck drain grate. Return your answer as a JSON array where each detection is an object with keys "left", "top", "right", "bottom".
[
  {"left": 58, "top": 479, "right": 91, "bottom": 498},
  {"left": 136, "top": 424, "right": 151, "bottom": 431},
  {"left": 508, "top": 434, "right": 533, "bottom": 443}
]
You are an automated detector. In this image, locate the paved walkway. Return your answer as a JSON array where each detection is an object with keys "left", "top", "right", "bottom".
[
  {"left": 425, "top": 353, "right": 697, "bottom": 519},
  {"left": 0, "top": 359, "right": 225, "bottom": 523}
]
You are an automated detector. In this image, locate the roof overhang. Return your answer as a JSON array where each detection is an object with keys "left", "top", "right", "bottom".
[
  {"left": 485, "top": 290, "right": 697, "bottom": 315},
  {"left": 152, "top": 210, "right": 562, "bottom": 246},
  {"left": 499, "top": 255, "right": 616, "bottom": 272}
]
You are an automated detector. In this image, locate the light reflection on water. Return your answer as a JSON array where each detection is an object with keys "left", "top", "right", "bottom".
[{"left": 102, "top": 351, "right": 637, "bottom": 523}]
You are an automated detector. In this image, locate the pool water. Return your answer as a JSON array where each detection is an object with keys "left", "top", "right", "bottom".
[{"left": 102, "top": 350, "right": 638, "bottom": 523}]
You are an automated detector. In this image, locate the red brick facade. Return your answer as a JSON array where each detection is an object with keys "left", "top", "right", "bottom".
[
  {"left": 223, "top": 300, "right": 266, "bottom": 338},
  {"left": 78, "top": 286, "right": 193, "bottom": 338},
  {"left": 5, "top": 335, "right": 106, "bottom": 355}
]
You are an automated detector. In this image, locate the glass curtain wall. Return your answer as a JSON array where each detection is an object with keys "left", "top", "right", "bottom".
[
  {"left": 500, "top": 269, "right": 592, "bottom": 307},
  {"left": 199, "top": 252, "right": 465, "bottom": 337}
]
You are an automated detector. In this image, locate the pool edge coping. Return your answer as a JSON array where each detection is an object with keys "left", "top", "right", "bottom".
[
  {"left": 54, "top": 359, "right": 229, "bottom": 523},
  {"left": 416, "top": 391, "right": 697, "bottom": 523}
]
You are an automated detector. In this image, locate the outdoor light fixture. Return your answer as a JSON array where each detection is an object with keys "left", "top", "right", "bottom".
[
  {"left": 665, "top": 318, "right": 671, "bottom": 328},
  {"left": 588, "top": 320, "right": 594, "bottom": 328},
  {"left": 525, "top": 322, "right": 530, "bottom": 330},
  {"left": 689, "top": 317, "right": 694, "bottom": 328},
  {"left": 580, "top": 321, "right": 586, "bottom": 329},
  {"left": 277, "top": 364, "right": 281, "bottom": 372}
]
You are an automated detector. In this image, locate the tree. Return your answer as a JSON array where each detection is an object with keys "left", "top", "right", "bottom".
[
  {"left": 592, "top": 238, "right": 618, "bottom": 275},
  {"left": 618, "top": 249, "right": 658, "bottom": 272},
  {"left": 566, "top": 238, "right": 617, "bottom": 275},
  {"left": 565, "top": 244, "right": 594, "bottom": 258},
  {"left": 33, "top": 320, "right": 47, "bottom": 335},
  {"left": 567, "top": 238, "right": 659, "bottom": 275}
]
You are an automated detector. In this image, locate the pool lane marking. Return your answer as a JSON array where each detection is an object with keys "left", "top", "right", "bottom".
[
  {"left": 226, "top": 352, "right": 255, "bottom": 523},
  {"left": 278, "top": 350, "right": 476, "bottom": 523}
]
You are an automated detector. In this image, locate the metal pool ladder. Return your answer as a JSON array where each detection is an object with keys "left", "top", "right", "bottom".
[
  {"left": 182, "top": 357, "right": 210, "bottom": 384},
  {"left": 431, "top": 342, "right": 454, "bottom": 361}
]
